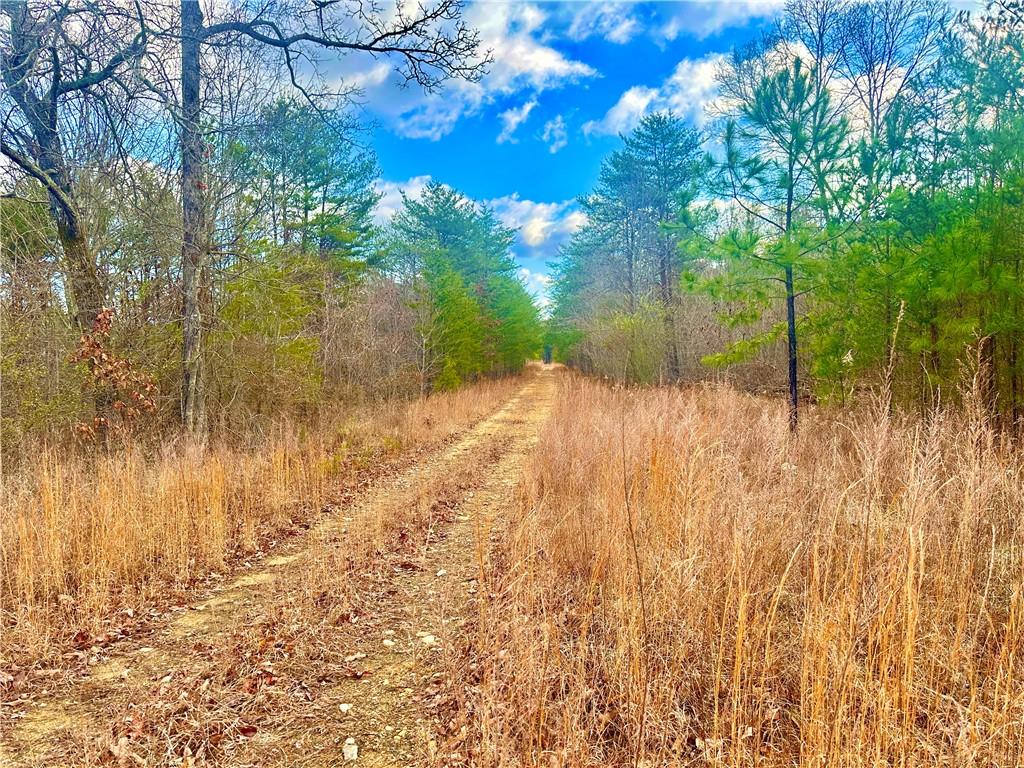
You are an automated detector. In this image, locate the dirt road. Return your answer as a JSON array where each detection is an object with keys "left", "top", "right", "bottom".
[{"left": 1, "top": 368, "right": 556, "bottom": 767}]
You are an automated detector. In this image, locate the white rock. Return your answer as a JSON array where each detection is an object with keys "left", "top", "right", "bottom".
[
  {"left": 339, "top": 703, "right": 353, "bottom": 713},
  {"left": 420, "top": 634, "right": 437, "bottom": 646},
  {"left": 343, "top": 737, "right": 358, "bottom": 761},
  {"left": 436, "top": 569, "right": 447, "bottom": 577}
]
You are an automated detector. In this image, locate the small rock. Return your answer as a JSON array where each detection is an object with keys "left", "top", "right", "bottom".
[
  {"left": 339, "top": 703, "right": 353, "bottom": 713},
  {"left": 343, "top": 737, "right": 358, "bottom": 761},
  {"left": 383, "top": 639, "right": 396, "bottom": 647},
  {"left": 420, "top": 634, "right": 437, "bottom": 646},
  {"left": 344, "top": 652, "right": 366, "bottom": 663},
  {"left": 436, "top": 569, "right": 447, "bottom": 577}
]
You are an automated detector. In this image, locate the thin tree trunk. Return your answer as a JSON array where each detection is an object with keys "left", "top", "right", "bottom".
[
  {"left": 1013, "top": 253, "right": 1021, "bottom": 430},
  {"left": 785, "top": 263, "right": 798, "bottom": 432},
  {"left": 660, "top": 240, "right": 680, "bottom": 381},
  {"left": 180, "top": 0, "right": 206, "bottom": 432},
  {"left": 784, "top": 162, "right": 798, "bottom": 432}
]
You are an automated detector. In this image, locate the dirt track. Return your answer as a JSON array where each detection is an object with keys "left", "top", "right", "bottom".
[{"left": 1, "top": 368, "right": 556, "bottom": 767}]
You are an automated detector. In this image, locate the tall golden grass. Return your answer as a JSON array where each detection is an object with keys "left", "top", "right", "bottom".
[
  {"left": 0, "top": 376, "right": 522, "bottom": 668},
  {"left": 470, "top": 375, "right": 1024, "bottom": 766}
]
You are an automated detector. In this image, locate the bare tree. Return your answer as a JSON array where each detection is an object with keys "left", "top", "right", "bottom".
[
  {"left": 838, "top": 0, "right": 947, "bottom": 145},
  {"left": 0, "top": 0, "right": 148, "bottom": 329},
  {"left": 174, "top": 0, "right": 487, "bottom": 431}
]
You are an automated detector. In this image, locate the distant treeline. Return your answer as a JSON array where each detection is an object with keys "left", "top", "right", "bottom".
[{"left": 549, "top": 0, "right": 1024, "bottom": 427}]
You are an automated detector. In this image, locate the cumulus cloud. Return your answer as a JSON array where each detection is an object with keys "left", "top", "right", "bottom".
[
  {"left": 583, "top": 85, "right": 658, "bottom": 137},
  {"left": 487, "top": 194, "right": 583, "bottom": 250},
  {"left": 497, "top": 99, "right": 538, "bottom": 144},
  {"left": 659, "top": 0, "right": 785, "bottom": 41},
  {"left": 373, "top": 174, "right": 432, "bottom": 224},
  {"left": 583, "top": 53, "right": 724, "bottom": 136},
  {"left": 362, "top": 3, "right": 596, "bottom": 141},
  {"left": 541, "top": 114, "right": 569, "bottom": 154},
  {"left": 567, "top": 2, "right": 642, "bottom": 44}
]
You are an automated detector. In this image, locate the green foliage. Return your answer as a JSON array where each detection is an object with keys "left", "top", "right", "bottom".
[
  {"left": 419, "top": 249, "right": 486, "bottom": 389},
  {"left": 210, "top": 250, "right": 325, "bottom": 421},
  {"left": 548, "top": 0, "right": 1024, "bottom": 423},
  {"left": 548, "top": 112, "right": 703, "bottom": 376},
  {"left": 240, "top": 98, "right": 380, "bottom": 259},
  {"left": 703, "top": 324, "right": 786, "bottom": 368},
  {"left": 390, "top": 183, "right": 542, "bottom": 389}
]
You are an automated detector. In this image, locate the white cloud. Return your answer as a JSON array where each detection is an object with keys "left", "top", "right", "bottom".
[
  {"left": 497, "top": 99, "right": 538, "bottom": 144},
  {"left": 345, "top": 62, "right": 391, "bottom": 91},
  {"left": 659, "top": 0, "right": 785, "bottom": 41},
  {"left": 373, "top": 174, "right": 432, "bottom": 224},
  {"left": 562, "top": 210, "right": 588, "bottom": 232},
  {"left": 383, "top": 3, "right": 597, "bottom": 141},
  {"left": 517, "top": 267, "right": 553, "bottom": 307},
  {"left": 541, "top": 114, "right": 569, "bottom": 154},
  {"left": 486, "top": 194, "right": 584, "bottom": 251},
  {"left": 583, "top": 53, "right": 724, "bottom": 136},
  {"left": 563, "top": 1, "right": 781, "bottom": 47},
  {"left": 583, "top": 85, "right": 658, "bottom": 137},
  {"left": 567, "top": 2, "right": 642, "bottom": 44}
]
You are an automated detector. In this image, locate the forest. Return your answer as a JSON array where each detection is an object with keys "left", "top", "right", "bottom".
[
  {"left": 4, "top": 0, "right": 1024, "bottom": 766},
  {"left": 551, "top": 0, "right": 1024, "bottom": 430},
  {"left": 1, "top": 0, "right": 540, "bottom": 450}
]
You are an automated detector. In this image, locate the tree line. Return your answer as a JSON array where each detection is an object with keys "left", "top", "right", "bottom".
[
  {"left": 1, "top": 0, "right": 541, "bottom": 449},
  {"left": 550, "top": 0, "right": 1024, "bottom": 428}
]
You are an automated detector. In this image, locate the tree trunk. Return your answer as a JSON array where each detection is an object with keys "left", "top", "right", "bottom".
[
  {"left": 660, "top": 241, "right": 680, "bottom": 381},
  {"left": 785, "top": 263, "right": 798, "bottom": 432},
  {"left": 3, "top": 1, "right": 103, "bottom": 331},
  {"left": 54, "top": 206, "right": 104, "bottom": 331},
  {"left": 180, "top": 0, "right": 206, "bottom": 432},
  {"left": 1013, "top": 254, "right": 1021, "bottom": 430},
  {"left": 784, "top": 163, "right": 798, "bottom": 432}
]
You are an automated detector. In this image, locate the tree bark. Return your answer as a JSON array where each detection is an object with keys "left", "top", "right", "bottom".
[
  {"left": 58, "top": 221, "right": 105, "bottom": 330},
  {"left": 1, "top": 0, "right": 104, "bottom": 331},
  {"left": 784, "top": 161, "right": 798, "bottom": 432},
  {"left": 785, "top": 263, "right": 799, "bottom": 432},
  {"left": 180, "top": 0, "right": 206, "bottom": 432},
  {"left": 660, "top": 240, "right": 681, "bottom": 381}
]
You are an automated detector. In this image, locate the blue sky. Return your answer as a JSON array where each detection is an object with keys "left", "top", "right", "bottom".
[{"left": 352, "top": 1, "right": 786, "bottom": 300}]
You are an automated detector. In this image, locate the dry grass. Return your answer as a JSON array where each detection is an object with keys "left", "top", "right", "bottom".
[
  {"left": 0, "top": 375, "right": 523, "bottom": 671},
  {"left": 467, "top": 375, "right": 1024, "bottom": 766},
  {"left": 6, "top": 390, "right": 521, "bottom": 767}
]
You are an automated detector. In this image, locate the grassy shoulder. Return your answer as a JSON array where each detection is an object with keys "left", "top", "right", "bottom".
[{"left": 0, "top": 374, "right": 527, "bottom": 678}]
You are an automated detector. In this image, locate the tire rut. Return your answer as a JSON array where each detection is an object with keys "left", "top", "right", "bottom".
[{"left": 0, "top": 369, "right": 556, "bottom": 767}]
